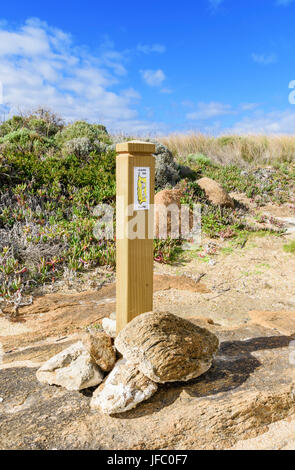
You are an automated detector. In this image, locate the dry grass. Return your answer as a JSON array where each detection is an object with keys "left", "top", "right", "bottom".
[{"left": 158, "top": 133, "right": 295, "bottom": 167}]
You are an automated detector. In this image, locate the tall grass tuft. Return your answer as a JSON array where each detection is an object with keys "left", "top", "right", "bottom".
[{"left": 159, "top": 133, "right": 295, "bottom": 167}]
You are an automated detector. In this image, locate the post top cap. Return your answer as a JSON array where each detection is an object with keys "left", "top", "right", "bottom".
[{"left": 116, "top": 140, "right": 155, "bottom": 154}]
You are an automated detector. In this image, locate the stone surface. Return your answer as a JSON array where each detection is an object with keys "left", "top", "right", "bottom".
[
  {"left": 91, "top": 359, "right": 158, "bottom": 414},
  {"left": 1, "top": 324, "right": 295, "bottom": 450},
  {"left": 0, "top": 274, "right": 209, "bottom": 353},
  {"left": 115, "top": 311, "right": 219, "bottom": 383},
  {"left": 197, "top": 177, "right": 235, "bottom": 208},
  {"left": 81, "top": 329, "right": 116, "bottom": 371},
  {"left": 36, "top": 341, "right": 103, "bottom": 391},
  {"left": 0, "top": 285, "right": 116, "bottom": 351},
  {"left": 102, "top": 318, "right": 116, "bottom": 338},
  {"left": 230, "top": 417, "right": 295, "bottom": 450},
  {"left": 249, "top": 310, "right": 295, "bottom": 336}
]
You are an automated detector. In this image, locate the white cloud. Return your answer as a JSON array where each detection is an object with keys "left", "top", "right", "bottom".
[
  {"left": 240, "top": 102, "right": 260, "bottom": 111},
  {"left": 252, "top": 53, "right": 277, "bottom": 65},
  {"left": 136, "top": 43, "right": 166, "bottom": 54},
  {"left": 186, "top": 101, "right": 235, "bottom": 120},
  {"left": 140, "top": 69, "right": 166, "bottom": 87},
  {"left": 225, "top": 109, "right": 295, "bottom": 134},
  {"left": 160, "top": 88, "right": 173, "bottom": 94},
  {"left": 276, "top": 0, "right": 294, "bottom": 5},
  {"left": 0, "top": 18, "right": 165, "bottom": 133}
]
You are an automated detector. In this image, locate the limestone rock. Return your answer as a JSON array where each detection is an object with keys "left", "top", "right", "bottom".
[
  {"left": 115, "top": 312, "right": 219, "bottom": 383},
  {"left": 197, "top": 177, "right": 235, "bottom": 208},
  {"left": 102, "top": 318, "right": 116, "bottom": 338},
  {"left": 91, "top": 359, "right": 158, "bottom": 414},
  {"left": 154, "top": 189, "right": 183, "bottom": 238},
  {"left": 36, "top": 341, "right": 103, "bottom": 391},
  {"left": 81, "top": 329, "right": 116, "bottom": 371}
]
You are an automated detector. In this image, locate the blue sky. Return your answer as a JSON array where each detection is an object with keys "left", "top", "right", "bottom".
[{"left": 1, "top": 0, "right": 295, "bottom": 134}]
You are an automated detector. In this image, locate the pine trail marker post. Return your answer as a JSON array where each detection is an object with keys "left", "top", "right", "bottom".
[{"left": 116, "top": 141, "right": 155, "bottom": 334}]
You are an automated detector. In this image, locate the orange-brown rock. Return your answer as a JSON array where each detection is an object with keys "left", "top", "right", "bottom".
[
  {"left": 154, "top": 189, "right": 183, "bottom": 238},
  {"left": 81, "top": 329, "right": 116, "bottom": 371},
  {"left": 197, "top": 177, "right": 235, "bottom": 208}
]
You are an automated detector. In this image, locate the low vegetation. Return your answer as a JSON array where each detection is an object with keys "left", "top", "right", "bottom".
[
  {"left": 0, "top": 109, "right": 294, "bottom": 310},
  {"left": 283, "top": 240, "right": 295, "bottom": 254}
]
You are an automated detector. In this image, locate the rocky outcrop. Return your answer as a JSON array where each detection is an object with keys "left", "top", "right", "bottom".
[
  {"left": 115, "top": 311, "right": 219, "bottom": 383},
  {"left": 81, "top": 329, "right": 116, "bottom": 371},
  {"left": 91, "top": 359, "right": 158, "bottom": 414},
  {"left": 154, "top": 142, "right": 180, "bottom": 190},
  {"left": 36, "top": 341, "right": 103, "bottom": 391},
  {"left": 197, "top": 177, "right": 235, "bottom": 208}
]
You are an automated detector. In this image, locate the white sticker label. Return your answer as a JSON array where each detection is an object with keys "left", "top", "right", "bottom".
[{"left": 134, "top": 167, "right": 150, "bottom": 211}]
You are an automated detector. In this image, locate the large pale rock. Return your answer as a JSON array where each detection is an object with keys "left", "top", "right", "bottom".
[
  {"left": 197, "top": 177, "right": 234, "bottom": 208},
  {"left": 115, "top": 312, "right": 219, "bottom": 383},
  {"left": 36, "top": 341, "right": 103, "bottom": 391},
  {"left": 91, "top": 359, "right": 158, "bottom": 414},
  {"left": 81, "top": 329, "right": 116, "bottom": 371}
]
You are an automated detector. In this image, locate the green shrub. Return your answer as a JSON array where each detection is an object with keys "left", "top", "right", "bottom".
[
  {"left": 0, "top": 128, "right": 55, "bottom": 153},
  {"left": 0, "top": 109, "right": 64, "bottom": 138},
  {"left": 56, "top": 121, "right": 110, "bottom": 146},
  {"left": 187, "top": 153, "right": 212, "bottom": 166}
]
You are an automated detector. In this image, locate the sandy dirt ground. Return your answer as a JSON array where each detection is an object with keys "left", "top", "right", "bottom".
[{"left": 1, "top": 199, "right": 295, "bottom": 449}]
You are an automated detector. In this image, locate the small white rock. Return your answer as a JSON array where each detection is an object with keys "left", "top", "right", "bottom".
[
  {"left": 90, "top": 359, "right": 158, "bottom": 414},
  {"left": 0, "top": 397, "right": 3, "bottom": 403},
  {"left": 102, "top": 318, "right": 116, "bottom": 338},
  {"left": 36, "top": 341, "right": 104, "bottom": 391},
  {"left": 110, "top": 312, "right": 116, "bottom": 320}
]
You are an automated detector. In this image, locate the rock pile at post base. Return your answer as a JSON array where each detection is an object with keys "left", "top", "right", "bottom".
[{"left": 36, "top": 311, "right": 219, "bottom": 414}]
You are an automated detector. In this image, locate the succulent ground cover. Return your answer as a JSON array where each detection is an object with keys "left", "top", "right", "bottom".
[{"left": 0, "top": 109, "right": 293, "bottom": 311}]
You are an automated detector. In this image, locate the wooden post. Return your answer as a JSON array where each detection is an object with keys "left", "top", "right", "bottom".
[{"left": 116, "top": 141, "right": 155, "bottom": 334}]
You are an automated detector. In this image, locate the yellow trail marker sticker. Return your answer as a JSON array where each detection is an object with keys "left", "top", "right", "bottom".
[{"left": 134, "top": 167, "right": 150, "bottom": 210}]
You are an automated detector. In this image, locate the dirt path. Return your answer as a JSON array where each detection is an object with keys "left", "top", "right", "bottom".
[{"left": 153, "top": 199, "right": 295, "bottom": 327}]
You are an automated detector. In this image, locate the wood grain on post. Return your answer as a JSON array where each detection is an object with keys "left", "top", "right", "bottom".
[{"left": 116, "top": 141, "right": 155, "bottom": 334}]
